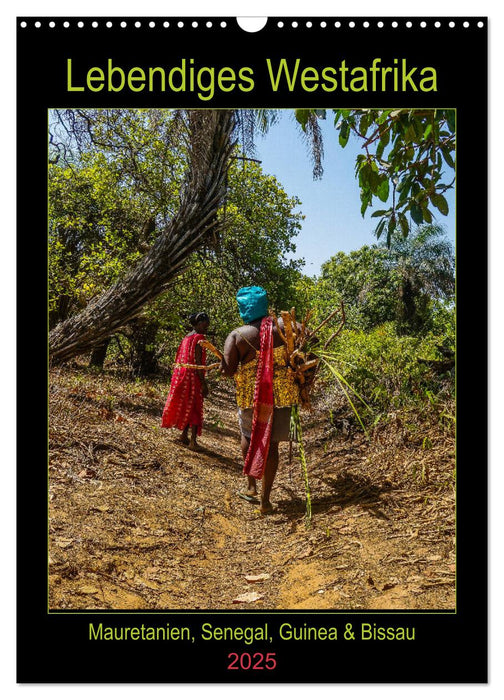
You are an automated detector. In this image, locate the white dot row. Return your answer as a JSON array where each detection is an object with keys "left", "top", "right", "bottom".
[
  {"left": 281, "top": 19, "right": 484, "bottom": 29},
  {"left": 19, "top": 20, "right": 229, "bottom": 29},
  {"left": 19, "top": 19, "right": 486, "bottom": 30}
]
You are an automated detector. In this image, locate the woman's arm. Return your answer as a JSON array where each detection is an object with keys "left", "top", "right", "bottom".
[
  {"left": 194, "top": 343, "right": 209, "bottom": 396},
  {"left": 220, "top": 331, "right": 240, "bottom": 377}
]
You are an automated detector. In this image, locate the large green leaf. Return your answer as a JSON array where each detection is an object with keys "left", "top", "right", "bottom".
[
  {"left": 375, "top": 218, "right": 386, "bottom": 240},
  {"left": 398, "top": 212, "right": 409, "bottom": 238},
  {"left": 294, "top": 109, "right": 310, "bottom": 132},
  {"left": 431, "top": 193, "right": 449, "bottom": 216},
  {"left": 410, "top": 203, "right": 424, "bottom": 225},
  {"left": 441, "top": 146, "right": 455, "bottom": 168},
  {"left": 445, "top": 110, "right": 456, "bottom": 132},
  {"left": 339, "top": 120, "right": 350, "bottom": 148},
  {"left": 377, "top": 177, "right": 390, "bottom": 203}
]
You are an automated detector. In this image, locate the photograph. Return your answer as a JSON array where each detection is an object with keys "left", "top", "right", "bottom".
[{"left": 48, "top": 106, "right": 457, "bottom": 613}]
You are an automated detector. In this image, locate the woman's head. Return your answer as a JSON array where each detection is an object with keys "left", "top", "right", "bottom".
[
  {"left": 236, "top": 286, "right": 269, "bottom": 323},
  {"left": 188, "top": 312, "right": 210, "bottom": 332}
]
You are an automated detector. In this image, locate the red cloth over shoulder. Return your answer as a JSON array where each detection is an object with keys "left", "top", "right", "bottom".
[{"left": 243, "top": 317, "right": 274, "bottom": 479}]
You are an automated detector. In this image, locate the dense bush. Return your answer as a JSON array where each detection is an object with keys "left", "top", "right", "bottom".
[{"left": 317, "top": 322, "right": 455, "bottom": 419}]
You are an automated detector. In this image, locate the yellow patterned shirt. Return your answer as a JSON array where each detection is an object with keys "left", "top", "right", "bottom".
[{"left": 234, "top": 346, "right": 300, "bottom": 409}]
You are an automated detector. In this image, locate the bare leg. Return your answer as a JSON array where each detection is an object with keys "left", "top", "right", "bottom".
[
  {"left": 241, "top": 435, "right": 258, "bottom": 496},
  {"left": 180, "top": 425, "right": 190, "bottom": 445},
  {"left": 188, "top": 425, "right": 201, "bottom": 451},
  {"left": 260, "top": 442, "right": 279, "bottom": 514}
]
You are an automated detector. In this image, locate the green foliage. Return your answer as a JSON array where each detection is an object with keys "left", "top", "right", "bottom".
[
  {"left": 156, "top": 157, "right": 305, "bottom": 362},
  {"left": 297, "top": 224, "right": 454, "bottom": 337},
  {"left": 295, "top": 108, "right": 455, "bottom": 242},
  {"left": 48, "top": 160, "right": 147, "bottom": 325},
  {"left": 307, "top": 246, "right": 399, "bottom": 331},
  {"left": 382, "top": 224, "right": 455, "bottom": 335},
  {"left": 321, "top": 323, "right": 455, "bottom": 415},
  {"left": 48, "top": 110, "right": 186, "bottom": 328},
  {"left": 49, "top": 109, "right": 305, "bottom": 369},
  {"left": 343, "top": 108, "right": 455, "bottom": 241}
]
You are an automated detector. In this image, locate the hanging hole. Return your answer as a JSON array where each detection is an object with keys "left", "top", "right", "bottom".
[{"left": 237, "top": 17, "right": 268, "bottom": 32}]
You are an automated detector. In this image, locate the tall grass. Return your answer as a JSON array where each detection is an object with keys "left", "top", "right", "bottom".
[{"left": 290, "top": 404, "right": 312, "bottom": 526}]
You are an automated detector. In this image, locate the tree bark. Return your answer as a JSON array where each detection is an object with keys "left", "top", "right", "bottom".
[
  {"left": 49, "top": 110, "right": 235, "bottom": 364},
  {"left": 89, "top": 337, "right": 111, "bottom": 368},
  {"left": 129, "top": 318, "right": 160, "bottom": 377}
]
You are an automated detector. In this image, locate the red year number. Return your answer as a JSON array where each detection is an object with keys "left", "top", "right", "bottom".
[{"left": 227, "top": 652, "right": 277, "bottom": 670}]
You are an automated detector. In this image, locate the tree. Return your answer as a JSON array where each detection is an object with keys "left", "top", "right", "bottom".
[
  {"left": 295, "top": 108, "right": 455, "bottom": 242},
  {"left": 310, "top": 246, "right": 398, "bottom": 331},
  {"left": 48, "top": 107, "right": 456, "bottom": 364},
  {"left": 382, "top": 224, "right": 455, "bottom": 335},
  {"left": 49, "top": 110, "right": 235, "bottom": 363},
  {"left": 299, "top": 225, "right": 454, "bottom": 337},
  {"left": 49, "top": 157, "right": 158, "bottom": 328},
  {"left": 122, "top": 157, "right": 305, "bottom": 373}
]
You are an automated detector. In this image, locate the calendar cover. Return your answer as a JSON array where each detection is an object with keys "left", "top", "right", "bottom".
[{"left": 17, "top": 15, "right": 487, "bottom": 683}]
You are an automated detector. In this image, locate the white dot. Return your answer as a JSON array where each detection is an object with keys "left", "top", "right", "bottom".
[
  {"left": 478, "top": 21, "right": 484, "bottom": 28},
  {"left": 277, "top": 21, "right": 284, "bottom": 28},
  {"left": 164, "top": 21, "right": 170, "bottom": 28},
  {"left": 377, "top": 21, "right": 384, "bottom": 28},
  {"left": 435, "top": 22, "right": 441, "bottom": 28},
  {"left": 349, "top": 21, "right": 355, "bottom": 28},
  {"left": 192, "top": 21, "right": 198, "bottom": 28},
  {"left": 206, "top": 21, "right": 212, "bottom": 28},
  {"left": 78, "top": 21, "right": 84, "bottom": 28},
  {"left": 392, "top": 21, "right": 398, "bottom": 28},
  {"left": 135, "top": 21, "right": 142, "bottom": 28},
  {"left": 292, "top": 21, "right": 298, "bottom": 28},
  {"left": 92, "top": 22, "right": 98, "bottom": 28},
  {"left": 406, "top": 21, "right": 412, "bottom": 28},
  {"left": 306, "top": 21, "right": 312, "bottom": 28},
  {"left": 463, "top": 21, "right": 470, "bottom": 28},
  {"left": 363, "top": 21, "right": 369, "bottom": 28},
  {"left": 106, "top": 21, "right": 113, "bottom": 28},
  {"left": 449, "top": 21, "right": 455, "bottom": 28},
  {"left": 49, "top": 21, "right": 55, "bottom": 28},
  {"left": 20, "top": 21, "right": 27, "bottom": 28},
  {"left": 421, "top": 21, "right": 427, "bottom": 28},
  {"left": 35, "top": 21, "right": 41, "bottom": 28},
  {"left": 320, "top": 21, "right": 326, "bottom": 28},
  {"left": 63, "top": 22, "right": 69, "bottom": 28},
  {"left": 335, "top": 21, "right": 341, "bottom": 28},
  {"left": 177, "top": 21, "right": 184, "bottom": 28},
  {"left": 121, "top": 21, "right": 127, "bottom": 28},
  {"left": 221, "top": 21, "right": 227, "bottom": 28},
  {"left": 149, "top": 22, "right": 156, "bottom": 28}
]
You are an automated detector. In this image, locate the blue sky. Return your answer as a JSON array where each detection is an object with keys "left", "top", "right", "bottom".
[{"left": 253, "top": 111, "right": 456, "bottom": 275}]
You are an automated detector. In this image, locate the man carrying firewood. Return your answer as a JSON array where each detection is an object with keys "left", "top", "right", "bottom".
[{"left": 219, "top": 286, "right": 303, "bottom": 515}]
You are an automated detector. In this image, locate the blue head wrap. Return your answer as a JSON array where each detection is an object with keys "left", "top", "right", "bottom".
[{"left": 236, "top": 286, "right": 269, "bottom": 323}]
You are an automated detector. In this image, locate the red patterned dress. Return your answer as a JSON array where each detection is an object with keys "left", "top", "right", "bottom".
[{"left": 161, "top": 333, "right": 207, "bottom": 435}]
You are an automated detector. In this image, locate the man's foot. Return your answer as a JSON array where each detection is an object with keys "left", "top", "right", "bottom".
[
  {"left": 188, "top": 442, "right": 202, "bottom": 452},
  {"left": 260, "top": 501, "right": 274, "bottom": 515}
]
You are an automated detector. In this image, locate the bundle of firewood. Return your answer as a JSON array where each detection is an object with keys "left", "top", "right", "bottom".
[{"left": 275, "top": 303, "right": 345, "bottom": 409}]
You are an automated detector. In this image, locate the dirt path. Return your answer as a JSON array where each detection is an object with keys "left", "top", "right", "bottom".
[{"left": 49, "top": 368, "right": 456, "bottom": 611}]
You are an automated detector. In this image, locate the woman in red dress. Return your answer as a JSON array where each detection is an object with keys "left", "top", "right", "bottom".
[{"left": 161, "top": 312, "right": 210, "bottom": 450}]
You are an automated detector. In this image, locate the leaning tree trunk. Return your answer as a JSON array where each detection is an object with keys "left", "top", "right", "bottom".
[
  {"left": 89, "top": 338, "right": 111, "bottom": 368},
  {"left": 49, "top": 110, "right": 235, "bottom": 364}
]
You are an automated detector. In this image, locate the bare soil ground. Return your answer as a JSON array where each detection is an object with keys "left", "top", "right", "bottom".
[{"left": 49, "top": 366, "right": 456, "bottom": 611}]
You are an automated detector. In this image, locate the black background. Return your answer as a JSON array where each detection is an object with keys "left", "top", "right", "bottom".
[{"left": 17, "top": 16, "right": 487, "bottom": 683}]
